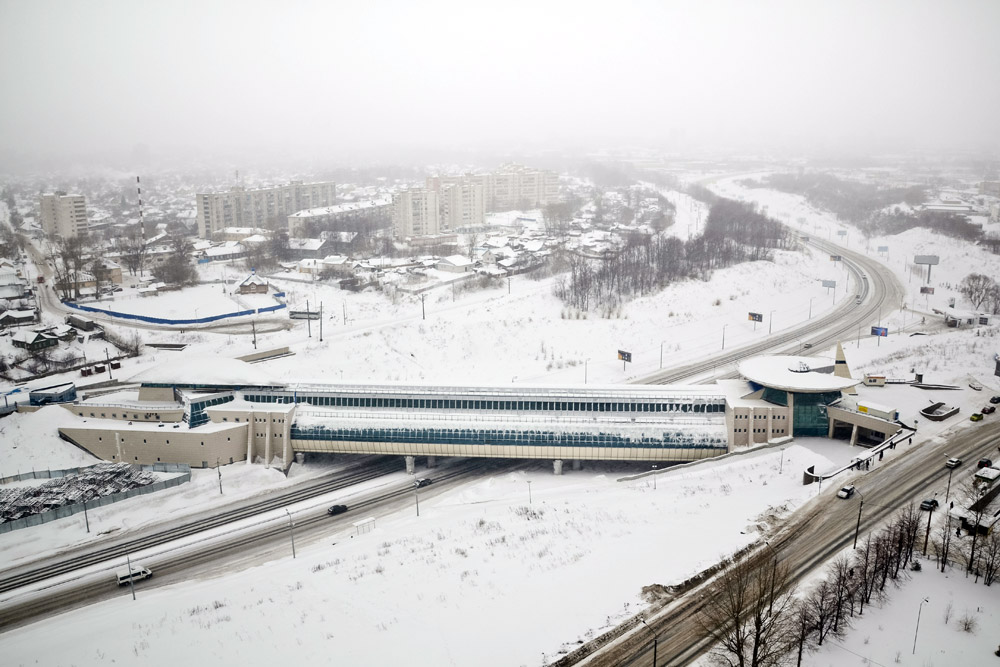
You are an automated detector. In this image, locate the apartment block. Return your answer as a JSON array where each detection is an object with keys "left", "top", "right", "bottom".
[
  {"left": 427, "top": 178, "right": 485, "bottom": 231},
  {"left": 39, "top": 193, "right": 88, "bottom": 238},
  {"left": 196, "top": 180, "right": 336, "bottom": 238},
  {"left": 392, "top": 189, "right": 440, "bottom": 238}
]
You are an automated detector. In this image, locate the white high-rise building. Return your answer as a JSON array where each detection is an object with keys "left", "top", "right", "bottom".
[
  {"left": 392, "top": 189, "right": 440, "bottom": 238},
  {"left": 427, "top": 177, "right": 485, "bottom": 231},
  {"left": 39, "top": 193, "right": 88, "bottom": 238},
  {"left": 196, "top": 180, "right": 336, "bottom": 238}
]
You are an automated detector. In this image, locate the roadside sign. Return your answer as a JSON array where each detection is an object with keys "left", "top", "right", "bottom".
[
  {"left": 821, "top": 280, "right": 836, "bottom": 288},
  {"left": 870, "top": 326, "right": 888, "bottom": 337},
  {"left": 748, "top": 312, "right": 763, "bottom": 322},
  {"left": 829, "top": 255, "right": 842, "bottom": 262},
  {"left": 914, "top": 255, "right": 940, "bottom": 265},
  {"left": 801, "top": 235, "right": 810, "bottom": 242},
  {"left": 836, "top": 230, "right": 847, "bottom": 236},
  {"left": 877, "top": 245, "right": 889, "bottom": 252},
  {"left": 920, "top": 286, "right": 935, "bottom": 295},
  {"left": 617, "top": 350, "right": 632, "bottom": 362}
]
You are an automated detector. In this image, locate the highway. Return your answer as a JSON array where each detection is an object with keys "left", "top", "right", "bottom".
[
  {"left": 640, "top": 235, "right": 907, "bottom": 385},
  {"left": 0, "top": 457, "right": 520, "bottom": 631},
  {"left": 573, "top": 420, "right": 1000, "bottom": 667}
]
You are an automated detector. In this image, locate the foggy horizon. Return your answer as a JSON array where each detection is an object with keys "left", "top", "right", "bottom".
[{"left": 2, "top": 0, "right": 999, "bottom": 171}]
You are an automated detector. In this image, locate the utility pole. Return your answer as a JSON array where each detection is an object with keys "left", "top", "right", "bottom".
[
  {"left": 217, "top": 458, "right": 223, "bottom": 495},
  {"left": 306, "top": 300, "right": 311, "bottom": 337},
  {"left": 421, "top": 293, "right": 426, "bottom": 320},
  {"left": 82, "top": 498, "right": 90, "bottom": 533},
  {"left": 105, "top": 348, "right": 113, "bottom": 379},
  {"left": 252, "top": 321, "right": 257, "bottom": 350},
  {"left": 125, "top": 551, "right": 136, "bottom": 601},
  {"left": 319, "top": 302, "right": 323, "bottom": 342},
  {"left": 285, "top": 509, "right": 296, "bottom": 558}
]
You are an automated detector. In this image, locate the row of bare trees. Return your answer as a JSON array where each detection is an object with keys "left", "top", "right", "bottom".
[
  {"left": 700, "top": 506, "right": 921, "bottom": 667},
  {"left": 553, "top": 198, "right": 789, "bottom": 312}
]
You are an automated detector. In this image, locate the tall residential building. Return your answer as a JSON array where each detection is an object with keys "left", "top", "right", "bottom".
[
  {"left": 428, "top": 165, "right": 559, "bottom": 214},
  {"left": 39, "top": 193, "right": 89, "bottom": 238},
  {"left": 426, "top": 177, "right": 485, "bottom": 231},
  {"left": 392, "top": 189, "right": 440, "bottom": 238},
  {"left": 196, "top": 180, "right": 336, "bottom": 238}
]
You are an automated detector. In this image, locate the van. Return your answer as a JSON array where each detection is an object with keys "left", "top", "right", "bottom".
[{"left": 116, "top": 565, "right": 152, "bottom": 586}]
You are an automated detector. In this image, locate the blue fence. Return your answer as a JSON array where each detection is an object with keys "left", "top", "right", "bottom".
[{"left": 62, "top": 300, "right": 286, "bottom": 326}]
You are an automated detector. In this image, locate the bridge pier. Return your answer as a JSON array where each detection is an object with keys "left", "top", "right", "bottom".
[
  {"left": 426, "top": 456, "right": 437, "bottom": 468},
  {"left": 404, "top": 455, "right": 415, "bottom": 474},
  {"left": 572, "top": 459, "right": 581, "bottom": 471},
  {"left": 553, "top": 459, "right": 563, "bottom": 475},
  {"left": 849, "top": 423, "right": 859, "bottom": 447}
]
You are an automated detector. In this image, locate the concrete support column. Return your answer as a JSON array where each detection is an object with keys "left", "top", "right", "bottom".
[
  {"left": 405, "top": 456, "right": 415, "bottom": 474},
  {"left": 295, "top": 452, "right": 304, "bottom": 465},
  {"left": 827, "top": 416, "right": 835, "bottom": 439},
  {"left": 281, "top": 419, "right": 292, "bottom": 465},
  {"left": 766, "top": 409, "right": 773, "bottom": 442},
  {"left": 572, "top": 459, "right": 582, "bottom": 471},
  {"left": 264, "top": 418, "right": 272, "bottom": 469},
  {"left": 426, "top": 456, "right": 437, "bottom": 469},
  {"left": 553, "top": 459, "right": 564, "bottom": 475},
  {"left": 850, "top": 423, "right": 859, "bottom": 447}
]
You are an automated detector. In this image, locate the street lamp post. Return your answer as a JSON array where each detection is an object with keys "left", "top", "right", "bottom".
[
  {"left": 768, "top": 310, "right": 775, "bottom": 335},
  {"left": 652, "top": 464, "right": 657, "bottom": 490},
  {"left": 808, "top": 297, "right": 814, "bottom": 320},
  {"left": 763, "top": 540, "right": 778, "bottom": 616},
  {"left": 912, "top": 597, "right": 929, "bottom": 654},
  {"left": 414, "top": 480, "right": 420, "bottom": 517},
  {"left": 584, "top": 359, "right": 589, "bottom": 385},
  {"left": 640, "top": 618, "right": 658, "bottom": 667},
  {"left": 853, "top": 488, "right": 865, "bottom": 549},
  {"left": 721, "top": 324, "right": 728, "bottom": 350},
  {"left": 923, "top": 494, "right": 937, "bottom": 555},
  {"left": 285, "top": 509, "right": 296, "bottom": 559},
  {"left": 527, "top": 480, "right": 532, "bottom": 504},
  {"left": 945, "top": 460, "right": 954, "bottom": 505},
  {"left": 659, "top": 342, "right": 664, "bottom": 370}
]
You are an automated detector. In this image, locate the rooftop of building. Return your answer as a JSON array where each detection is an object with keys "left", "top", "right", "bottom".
[{"left": 738, "top": 355, "right": 861, "bottom": 393}]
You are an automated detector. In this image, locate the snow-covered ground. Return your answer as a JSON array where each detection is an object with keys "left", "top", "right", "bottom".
[{"left": 2, "top": 175, "right": 999, "bottom": 665}]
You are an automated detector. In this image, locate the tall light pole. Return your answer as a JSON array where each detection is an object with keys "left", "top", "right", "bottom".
[
  {"left": 721, "top": 324, "right": 728, "bottom": 350},
  {"left": 584, "top": 359, "right": 589, "bottom": 384},
  {"left": 808, "top": 297, "right": 814, "bottom": 320},
  {"left": 659, "top": 341, "right": 664, "bottom": 370},
  {"left": 922, "top": 494, "right": 937, "bottom": 555},
  {"left": 763, "top": 540, "right": 778, "bottom": 616},
  {"left": 912, "top": 597, "right": 929, "bottom": 654},
  {"left": 285, "top": 509, "right": 296, "bottom": 559},
  {"left": 640, "top": 618, "right": 658, "bottom": 667},
  {"left": 944, "top": 458, "right": 954, "bottom": 504},
  {"left": 527, "top": 480, "right": 532, "bottom": 504},
  {"left": 768, "top": 310, "right": 775, "bottom": 335},
  {"left": 853, "top": 488, "right": 865, "bottom": 549},
  {"left": 414, "top": 480, "right": 421, "bottom": 517},
  {"left": 651, "top": 464, "right": 657, "bottom": 490}
]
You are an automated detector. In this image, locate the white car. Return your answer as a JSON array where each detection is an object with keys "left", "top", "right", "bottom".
[{"left": 836, "top": 485, "right": 856, "bottom": 499}]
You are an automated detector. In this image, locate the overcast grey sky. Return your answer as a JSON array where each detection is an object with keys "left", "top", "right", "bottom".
[{"left": 2, "top": 0, "right": 999, "bottom": 167}]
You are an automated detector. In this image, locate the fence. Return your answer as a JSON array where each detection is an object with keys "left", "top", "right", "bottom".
[
  {"left": 0, "top": 463, "right": 192, "bottom": 534},
  {"left": 62, "top": 300, "right": 286, "bottom": 326}
]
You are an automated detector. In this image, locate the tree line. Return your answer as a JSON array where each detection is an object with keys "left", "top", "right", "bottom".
[{"left": 553, "top": 198, "right": 789, "bottom": 312}]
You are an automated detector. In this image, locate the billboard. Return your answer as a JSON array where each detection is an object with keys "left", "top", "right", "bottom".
[
  {"left": 748, "top": 312, "right": 763, "bottom": 322},
  {"left": 877, "top": 245, "right": 889, "bottom": 252},
  {"left": 617, "top": 350, "right": 632, "bottom": 362},
  {"left": 829, "top": 255, "right": 842, "bottom": 261},
  {"left": 801, "top": 236, "right": 810, "bottom": 242},
  {"left": 836, "top": 230, "right": 847, "bottom": 236},
  {"left": 919, "top": 286, "right": 935, "bottom": 295},
  {"left": 821, "top": 280, "right": 837, "bottom": 288},
  {"left": 914, "top": 255, "right": 940, "bottom": 265},
  {"left": 870, "top": 326, "right": 888, "bottom": 337}
]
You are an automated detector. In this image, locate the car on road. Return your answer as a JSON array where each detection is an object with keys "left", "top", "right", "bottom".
[
  {"left": 969, "top": 380, "right": 983, "bottom": 391},
  {"left": 327, "top": 504, "right": 348, "bottom": 516},
  {"left": 983, "top": 405, "right": 996, "bottom": 415},
  {"left": 415, "top": 477, "right": 433, "bottom": 488},
  {"left": 970, "top": 413, "right": 984, "bottom": 421},
  {"left": 116, "top": 565, "right": 152, "bottom": 586},
  {"left": 855, "top": 298, "right": 862, "bottom": 305},
  {"left": 836, "top": 485, "right": 856, "bottom": 499},
  {"left": 990, "top": 395, "right": 1000, "bottom": 404},
  {"left": 946, "top": 457, "right": 962, "bottom": 468},
  {"left": 978, "top": 458, "right": 994, "bottom": 469},
  {"left": 919, "top": 499, "right": 939, "bottom": 511},
  {"left": 802, "top": 343, "right": 813, "bottom": 349}
]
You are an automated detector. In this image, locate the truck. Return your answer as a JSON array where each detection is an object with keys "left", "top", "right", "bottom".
[{"left": 857, "top": 401, "right": 899, "bottom": 421}]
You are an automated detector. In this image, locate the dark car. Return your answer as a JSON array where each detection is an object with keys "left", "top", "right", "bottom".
[
  {"left": 990, "top": 396, "right": 1000, "bottom": 404},
  {"left": 327, "top": 504, "right": 348, "bottom": 516},
  {"left": 415, "top": 478, "right": 433, "bottom": 488},
  {"left": 978, "top": 458, "right": 994, "bottom": 469},
  {"left": 983, "top": 405, "right": 997, "bottom": 415},
  {"left": 919, "top": 499, "right": 939, "bottom": 511}
]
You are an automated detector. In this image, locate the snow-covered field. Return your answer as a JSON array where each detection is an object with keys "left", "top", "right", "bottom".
[{"left": 2, "top": 176, "right": 999, "bottom": 665}]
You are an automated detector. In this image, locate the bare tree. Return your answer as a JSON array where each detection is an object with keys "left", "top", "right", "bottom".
[
  {"left": 115, "top": 227, "right": 148, "bottom": 277},
  {"left": 698, "top": 553, "right": 796, "bottom": 667},
  {"left": 979, "top": 530, "right": 1000, "bottom": 586},
  {"left": 958, "top": 273, "right": 996, "bottom": 310}
]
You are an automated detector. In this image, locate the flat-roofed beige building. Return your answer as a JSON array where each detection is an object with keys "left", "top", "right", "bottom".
[
  {"left": 39, "top": 193, "right": 88, "bottom": 238},
  {"left": 197, "top": 180, "right": 336, "bottom": 239}
]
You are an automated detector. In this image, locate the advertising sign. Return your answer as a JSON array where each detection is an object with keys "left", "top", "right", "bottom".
[
  {"left": 914, "top": 255, "right": 940, "bottom": 265},
  {"left": 870, "top": 326, "right": 888, "bottom": 337},
  {"left": 877, "top": 245, "right": 889, "bottom": 252},
  {"left": 829, "top": 255, "right": 842, "bottom": 261},
  {"left": 748, "top": 312, "right": 763, "bottom": 322},
  {"left": 617, "top": 350, "right": 632, "bottom": 362},
  {"left": 919, "top": 286, "right": 935, "bottom": 295},
  {"left": 821, "top": 280, "right": 837, "bottom": 288}
]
